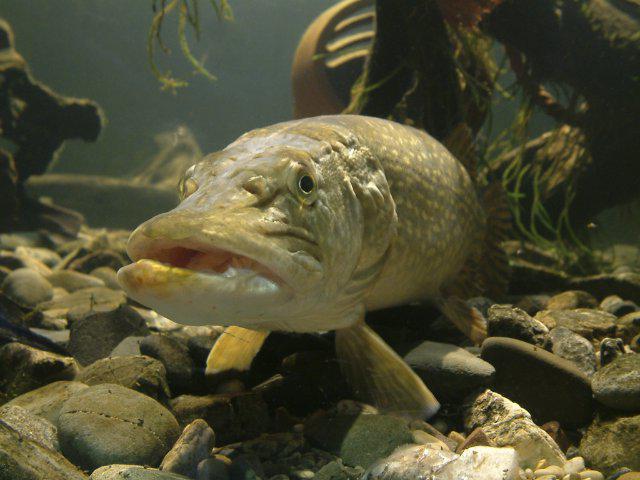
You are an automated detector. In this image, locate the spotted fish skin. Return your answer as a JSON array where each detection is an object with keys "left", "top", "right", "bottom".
[
  {"left": 236, "top": 115, "right": 485, "bottom": 311},
  {"left": 119, "top": 114, "right": 486, "bottom": 334}
]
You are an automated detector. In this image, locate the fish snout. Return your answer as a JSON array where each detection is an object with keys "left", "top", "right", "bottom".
[{"left": 126, "top": 211, "right": 200, "bottom": 262}]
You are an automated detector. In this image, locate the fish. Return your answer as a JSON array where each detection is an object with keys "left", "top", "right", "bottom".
[{"left": 117, "top": 114, "right": 508, "bottom": 418}]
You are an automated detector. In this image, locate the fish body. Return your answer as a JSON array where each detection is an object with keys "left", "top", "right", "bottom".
[
  {"left": 119, "top": 115, "right": 485, "bottom": 330},
  {"left": 118, "top": 115, "right": 503, "bottom": 417}
]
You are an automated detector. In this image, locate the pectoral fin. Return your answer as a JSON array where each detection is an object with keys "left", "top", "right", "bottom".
[
  {"left": 205, "top": 326, "right": 270, "bottom": 375},
  {"left": 335, "top": 321, "right": 440, "bottom": 419}
]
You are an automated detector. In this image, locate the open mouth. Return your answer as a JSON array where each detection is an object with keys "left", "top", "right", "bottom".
[{"left": 142, "top": 245, "right": 284, "bottom": 285}]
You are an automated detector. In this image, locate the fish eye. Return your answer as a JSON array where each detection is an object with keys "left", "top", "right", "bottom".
[
  {"left": 179, "top": 177, "right": 198, "bottom": 200},
  {"left": 298, "top": 174, "right": 315, "bottom": 194},
  {"left": 287, "top": 165, "right": 318, "bottom": 205}
]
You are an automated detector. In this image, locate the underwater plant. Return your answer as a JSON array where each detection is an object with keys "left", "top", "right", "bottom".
[{"left": 147, "top": 0, "right": 233, "bottom": 92}]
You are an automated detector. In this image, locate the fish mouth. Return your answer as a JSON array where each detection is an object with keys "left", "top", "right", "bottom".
[{"left": 123, "top": 233, "right": 288, "bottom": 289}]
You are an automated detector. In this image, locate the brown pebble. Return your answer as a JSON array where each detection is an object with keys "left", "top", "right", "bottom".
[
  {"left": 541, "top": 421, "right": 571, "bottom": 453},
  {"left": 455, "top": 427, "right": 493, "bottom": 453}
]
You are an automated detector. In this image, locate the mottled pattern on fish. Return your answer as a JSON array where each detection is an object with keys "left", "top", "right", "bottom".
[
  {"left": 119, "top": 114, "right": 488, "bottom": 334},
  {"left": 231, "top": 115, "right": 485, "bottom": 310}
]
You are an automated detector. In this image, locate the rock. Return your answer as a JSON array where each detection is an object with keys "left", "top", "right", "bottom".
[
  {"left": 69, "top": 304, "right": 150, "bottom": 365},
  {"left": 592, "top": 354, "right": 640, "bottom": 412},
  {"left": 549, "top": 327, "right": 597, "bottom": 377},
  {"left": 362, "top": 444, "right": 458, "bottom": 480},
  {"left": 90, "top": 465, "right": 191, "bottom": 479},
  {"left": 160, "top": 419, "right": 215, "bottom": 478},
  {"left": 580, "top": 413, "right": 640, "bottom": 476},
  {"left": 0, "top": 404, "right": 59, "bottom": 451},
  {"left": 170, "top": 392, "right": 270, "bottom": 445},
  {"left": 304, "top": 413, "right": 413, "bottom": 469},
  {"left": 188, "top": 335, "right": 217, "bottom": 367},
  {"left": 90, "top": 266, "right": 121, "bottom": 290},
  {"left": 58, "top": 383, "right": 181, "bottom": 470},
  {"left": 487, "top": 304, "right": 550, "bottom": 347},
  {"left": 0, "top": 342, "right": 79, "bottom": 401},
  {"left": 403, "top": 340, "right": 495, "bottom": 401},
  {"left": 140, "top": 334, "right": 196, "bottom": 393},
  {"left": 437, "top": 446, "right": 520, "bottom": 480},
  {"left": 616, "top": 311, "right": 640, "bottom": 343},
  {"left": 315, "top": 460, "right": 363, "bottom": 480},
  {"left": 228, "top": 454, "right": 265, "bottom": 480},
  {"left": 46, "top": 270, "right": 105, "bottom": 292},
  {"left": 540, "top": 421, "right": 570, "bottom": 453},
  {"left": 363, "top": 444, "right": 519, "bottom": 480},
  {"left": 77, "top": 355, "right": 171, "bottom": 401},
  {"left": 0, "top": 231, "right": 47, "bottom": 250},
  {"left": 514, "top": 294, "right": 551, "bottom": 315},
  {"left": 547, "top": 291, "right": 598, "bottom": 310},
  {"left": 3, "top": 380, "right": 88, "bottom": 424},
  {"left": 68, "top": 250, "right": 127, "bottom": 274},
  {"left": 1, "top": 267, "right": 53, "bottom": 307},
  {"left": 455, "top": 427, "right": 494, "bottom": 453},
  {"left": 0, "top": 251, "right": 27, "bottom": 270},
  {"left": 196, "top": 457, "right": 230, "bottom": 480},
  {"left": 599, "top": 338, "right": 626, "bottom": 366},
  {"left": 481, "top": 337, "right": 594, "bottom": 426},
  {"left": 0, "top": 419, "right": 87, "bottom": 480},
  {"left": 38, "top": 286, "right": 126, "bottom": 317},
  {"left": 618, "top": 474, "right": 640, "bottom": 480},
  {"left": 600, "top": 295, "right": 638, "bottom": 317},
  {"left": 535, "top": 309, "right": 616, "bottom": 340},
  {"left": 29, "top": 327, "right": 70, "bottom": 347},
  {"left": 14, "top": 246, "right": 61, "bottom": 268},
  {"left": 464, "top": 390, "right": 566, "bottom": 468},
  {"left": 466, "top": 297, "right": 494, "bottom": 318},
  {"left": 110, "top": 336, "right": 145, "bottom": 356}
]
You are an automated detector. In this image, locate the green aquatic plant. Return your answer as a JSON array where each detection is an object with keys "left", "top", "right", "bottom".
[
  {"left": 487, "top": 93, "right": 599, "bottom": 273},
  {"left": 148, "top": 0, "right": 232, "bottom": 92}
]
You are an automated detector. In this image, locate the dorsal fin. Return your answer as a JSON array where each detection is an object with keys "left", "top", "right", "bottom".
[{"left": 443, "top": 122, "right": 477, "bottom": 180}]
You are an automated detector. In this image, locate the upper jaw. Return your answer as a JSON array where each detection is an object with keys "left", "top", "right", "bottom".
[{"left": 124, "top": 216, "right": 323, "bottom": 292}]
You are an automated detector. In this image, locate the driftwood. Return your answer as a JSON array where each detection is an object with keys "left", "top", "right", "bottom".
[
  {"left": 482, "top": 0, "right": 640, "bottom": 223},
  {"left": 349, "top": 0, "right": 640, "bottom": 226},
  {"left": 0, "top": 18, "right": 104, "bottom": 234}
]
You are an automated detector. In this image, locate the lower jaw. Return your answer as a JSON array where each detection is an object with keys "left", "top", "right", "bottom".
[{"left": 117, "top": 260, "right": 292, "bottom": 324}]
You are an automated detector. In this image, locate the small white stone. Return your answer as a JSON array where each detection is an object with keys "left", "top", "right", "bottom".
[
  {"left": 579, "top": 471, "right": 604, "bottom": 480},
  {"left": 563, "top": 457, "right": 585, "bottom": 475},
  {"left": 438, "top": 446, "right": 520, "bottom": 480},
  {"left": 534, "top": 466, "right": 564, "bottom": 478}
]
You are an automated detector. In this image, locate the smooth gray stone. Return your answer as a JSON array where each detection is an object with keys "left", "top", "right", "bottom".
[
  {"left": 404, "top": 340, "right": 495, "bottom": 401},
  {"left": 46, "top": 270, "right": 105, "bottom": 292},
  {"left": 68, "top": 304, "right": 149, "bottom": 366},
  {"left": 304, "top": 413, "right": 413, "bottom": 469},
  {"left": 90, "top": 465, "right": 191, "bottom": 479},
  {"left": 1, "top": 268, "right": 53, "bottom": 307},
  {"left": 3, "top": 381, "right": 89, "bottom": 424},
  {"left": 481, "top": 337, "right": 593, "bottom": 427},
  {"left": 77, "top": 355, "right": 171, "bottom": 401},
  {"left": 58, "top": 383, "right": 181, "bottom": 471},
  {"left": 110, "top": 336, "right": 145, "bottom": 357}
]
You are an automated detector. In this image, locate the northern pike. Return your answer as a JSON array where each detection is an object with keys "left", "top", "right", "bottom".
[{"left": 118, "top": 115, "right": 507, "bottom": 418}]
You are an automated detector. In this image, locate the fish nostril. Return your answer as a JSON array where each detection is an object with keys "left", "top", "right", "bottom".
[{"left": 243, "top": 176, "right": 268, "bottom": 197}]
